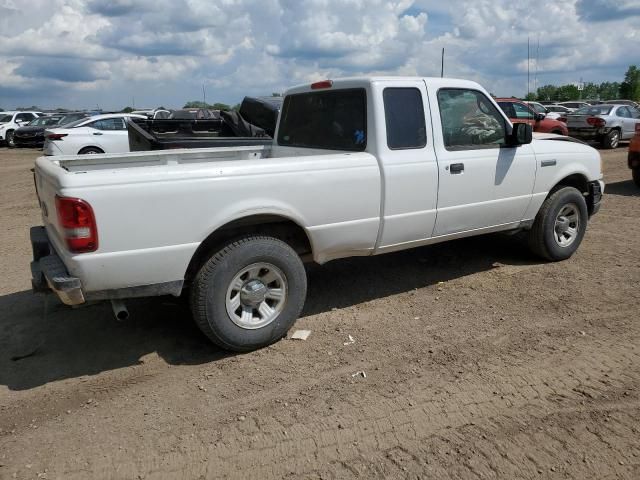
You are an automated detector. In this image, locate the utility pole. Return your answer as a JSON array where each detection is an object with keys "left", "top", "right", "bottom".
[
  {"left": 441, "top": 48, "right": 445, "bottom": 78},
  {"left": 202, "top": 84, "right": 206, "bottom": 107},
  {"left": 534, "top": 36, "right": 539, "bottom": 95},
  {"left": 527, "top": 36, "right": 530, "bottom": 98}
]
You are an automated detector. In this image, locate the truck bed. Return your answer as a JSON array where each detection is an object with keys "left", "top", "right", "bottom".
[{"left": 54, "top": 145, "right": 271, "bottom": 172}]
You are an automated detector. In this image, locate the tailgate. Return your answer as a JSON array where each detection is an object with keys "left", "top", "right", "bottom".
[{"left": 33, "top": 157, "right": 68, "bottom": 249}]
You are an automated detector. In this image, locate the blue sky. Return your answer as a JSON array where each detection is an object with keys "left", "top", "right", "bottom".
[{"left": 1, "top": 0, "right": 639, "bottom": 110}]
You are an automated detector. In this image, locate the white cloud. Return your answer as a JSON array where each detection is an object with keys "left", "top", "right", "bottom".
[{"left": 0, "top": 0, "right": 639, "bottom": 109}]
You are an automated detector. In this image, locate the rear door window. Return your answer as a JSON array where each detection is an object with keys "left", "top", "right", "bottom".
[
  {"left": 383, "top": 88, "right": 426, "bottom": 149},
  {"left": 278, "top": 89, "right": 366, "bottom": 151}
]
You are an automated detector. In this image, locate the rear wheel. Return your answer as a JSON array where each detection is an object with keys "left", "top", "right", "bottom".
[
  {"left": 633, "top": 168, "right": 640, "bottom": 188},
  {"left": 190, "top": 235, "right": 307, "bottom": 352},
  {"left": 527, "top": 186, "right": 588, "bottom": 261},
  {"left": 6, "top": 130, "right": 15, "bottom": 148},
  {"left": 601, "top": 129, "right": 620, "bottom": 149},
  {"left": 78, "top": 147, "right": 104, "bottom": 154}
]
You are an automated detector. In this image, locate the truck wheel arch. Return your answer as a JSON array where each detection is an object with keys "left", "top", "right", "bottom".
[
  {"left": 553, "top": 173, "right": 588, "bottom": 195},
  {"left": 550, "top": 173, "right": 601, "bottom": 216},
  {"left": 184, "top": 214, "right": 313, "bottom": 283}
]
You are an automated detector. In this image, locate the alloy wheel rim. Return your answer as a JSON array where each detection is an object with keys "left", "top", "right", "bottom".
[
  {"left": 611, "top": 132, "right": 619, "bottom": 148},
  {"left": 225, "top": 262, "right": 287, "bottom": 329},
  {"left": 554, "top": 203, "right": 580, "bottom": 247}
]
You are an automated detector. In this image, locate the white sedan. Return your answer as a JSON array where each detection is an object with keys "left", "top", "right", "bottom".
[{"left": 43, "top": 113, "right": 145, "bottom": 156}]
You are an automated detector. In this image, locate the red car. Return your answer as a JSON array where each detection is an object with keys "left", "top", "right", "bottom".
[{"left": 496, "top": 98, "right": 568, "bottom": 136}]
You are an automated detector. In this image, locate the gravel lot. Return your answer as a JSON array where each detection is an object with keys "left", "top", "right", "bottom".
[{"left": 0, "top": 146, "right": 639, "bottom": 479}]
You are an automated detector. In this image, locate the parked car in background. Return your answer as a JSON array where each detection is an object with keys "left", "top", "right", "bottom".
[
  {"left": 131, "top": 108, "right": 172, "bottom": 119},
  {"left": 565, "top": 104, "right": 640, "bottom": 149},
  {"left": 169, "top": 109, "right": 220, "bottom": 120},
  {"left": 497, "top": 98, "right": 568, "bottom": 135},
  {"left": 43, "top": 113, "right": 146, "bottom": 156},
  {"left": 14, "top": 112, "right": 88, "bottom": 148},
  {"left": 0, "top": 111, "right": 43, "bottom": 147},
  {"left": 558, "top": 101, "right": 591, "bottom": 112},
  {"left": 602, "top": 99, "right": 640, "bottom": 109},
  {"left": 627, "top": 124, "right": 640, "bottom": 186},
  {"left": 544, "top": 104, "right": 573, "bottom": 120}
]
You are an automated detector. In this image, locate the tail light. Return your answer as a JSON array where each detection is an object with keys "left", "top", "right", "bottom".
[
  {"left": 47, "top": 133, "right": 68, "bottom": 140},
  {"left": 311, "top": 80, "right": 333, "bottom": 90},
  {"left": 557, "top": 116, "right": 567, "bottom": 123},
  {"left": 55, "top": 196, "right": 98, "bottom": 253},
  {"left": 586, "top": 117, "right": 606, "bottom": 127}
]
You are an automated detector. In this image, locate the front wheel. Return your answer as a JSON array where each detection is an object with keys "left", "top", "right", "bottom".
[
  {"left": 190, "top": 235, "right": 307, "bottom": 352},
  {"left": 633, "top": 168, "right": 640, "bottom": 188},
  {"left": 527, "top": 186, "right": 588, "bottom": 261},
  {"left": 601, "top": 129, "right": 620, "bottom": 149},
  {"left": 6, "top": 130, "right": 15, "bottom": 148}
]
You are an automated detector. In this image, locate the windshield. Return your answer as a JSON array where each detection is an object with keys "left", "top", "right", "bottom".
[
  {"left": 574, "top": 105, "right": 612, "bottom": 115},
  {"left": 58, "top": 114, "right": 87, "bottom": 126},
  {"left": 277, "top": 88, "right": 367, "bottom": 151},
  {"left": 60, "top": 118, "right": 90, "bottom": 128},
  {"left": 0, "top": 115, "right": 12, "bottom": 123},
  {"left": 529, "top": 103, "right": 546, "bottom": 114},
  {"left": 29, "top": 116, "right": 63, "bottom": 126}
]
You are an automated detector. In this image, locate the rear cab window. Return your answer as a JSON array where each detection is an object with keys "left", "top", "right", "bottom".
[
  {"left": 383, "top": 87, "right": 426, "bottom": 149},
  {"left": 278, "top": 89, "right": 366, "bottom": 151}
]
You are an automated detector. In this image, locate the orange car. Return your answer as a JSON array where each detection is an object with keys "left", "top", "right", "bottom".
[
  {"left": 629, "top": 123, "right": 640, "bottom": 187},
  {"left": 496, "top": 98, "right": 569, "bottom": 136}
]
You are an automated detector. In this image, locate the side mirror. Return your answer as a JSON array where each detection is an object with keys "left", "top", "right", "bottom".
[
  {"left": 507, "top": 122, "right": 532, "bottom": 146},
  {"left": 535, "top": 113, "right": 546, "bottom": 121}
]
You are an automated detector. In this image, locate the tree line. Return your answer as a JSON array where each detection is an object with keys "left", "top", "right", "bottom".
[{"left": 526, "top": 65, "right": 640, "bottom": 102}]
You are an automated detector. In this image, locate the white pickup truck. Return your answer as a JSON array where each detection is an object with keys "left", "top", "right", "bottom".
[{"left": 31, "top": 77, "right": 604, "bottom": 351}]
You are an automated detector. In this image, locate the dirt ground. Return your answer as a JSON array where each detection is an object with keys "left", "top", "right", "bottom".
[{"left": 0, "top": 145, "right": 638, "bottom": 480}]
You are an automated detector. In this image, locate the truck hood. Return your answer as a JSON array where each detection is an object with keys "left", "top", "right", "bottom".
[{"left": 532, "top": 132, "right": 587, "bottom": 144}]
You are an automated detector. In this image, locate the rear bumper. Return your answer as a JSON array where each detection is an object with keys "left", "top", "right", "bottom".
[
  {"left": 30, "top": 226, "right": 85, "bottom": 305},
  {"left": 568, "top": 127, "right": 606, "bottom": 140}
]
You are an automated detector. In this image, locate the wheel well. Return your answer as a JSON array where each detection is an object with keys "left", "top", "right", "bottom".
[
  {"left": 554, "top": 173, "right": 588, "bottom": 195},
  {"left": 184, "top": 215, "right": 313, "bottom": 282},
  {"left": 78, "top": 146, "right": 104, "bottom": 154},
  {"left": 552, "top": 173, "right": 600, "bottom": 215}
]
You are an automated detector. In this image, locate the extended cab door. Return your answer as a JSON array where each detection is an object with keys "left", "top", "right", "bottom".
[
  {"left": 428, "top": 87, "right": 536, "bottom": 236},
  {"left": 373, "top": 80, "right": 439, "bottom": 252}
]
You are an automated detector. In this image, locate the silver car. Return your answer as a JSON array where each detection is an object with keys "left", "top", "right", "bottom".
[{"left": 566, "top": 104, "right": 640, "bottom": 149}]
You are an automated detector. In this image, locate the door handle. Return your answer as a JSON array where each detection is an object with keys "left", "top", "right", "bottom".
[
  {"left": 449, "top": 163, "right": 464, "bottom": 174},
  {"left": 93, "top": 132, "right": 103, "bottom": 136}
]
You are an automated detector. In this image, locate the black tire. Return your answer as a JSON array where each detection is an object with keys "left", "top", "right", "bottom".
[
  {"left": 601, "top": 129, "right": 620, "bottom": 149},
  {"left": 190, "top": 235, "right": 307, "bottom": 352},
  {"left": 527, "top": 186, "right": 588, "bottom": 261},
  {"left": 6, "top": 130, "right": 15, "bottom": 148},
  {"left": 633, "top": 168, "right": 640, "bottom": 188},
  {"left": 78, "top": 147, "right": 104, "bottom": 154}
]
